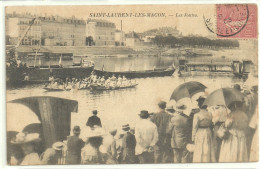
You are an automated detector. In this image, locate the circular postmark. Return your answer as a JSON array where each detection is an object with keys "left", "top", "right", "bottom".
[{"left": 204, "top": 4, "right": 249, "bottom": 37}]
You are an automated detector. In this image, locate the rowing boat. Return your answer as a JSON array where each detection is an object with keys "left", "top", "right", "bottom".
[
  {"left": 94, "top": 67, "right": 175, "bottom": 79},
  {"left": 43, "top": 87, "right": 71, "bottom": 92},
  {"left": 90, "top": 84, "right": 138, "bottom": 91}
]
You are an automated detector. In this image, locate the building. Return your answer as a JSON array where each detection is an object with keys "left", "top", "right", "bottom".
[
  {"left": 40, "top": 15, "right": 85, "bottom": 46},
  {"left": 5, "top": 12, "right": 86, "bottom": 46},
  {"left": 6, "top": 12, "right": 41, "bottom": 46},
  {"left": 125, "top": 31, "right": 143, "bottom": 47},
  {"left": 115, "top": 30, "right": 125, "bottom": 46},
  {"left": 85, "top": 19, "right": 116, "bottom": 46}
]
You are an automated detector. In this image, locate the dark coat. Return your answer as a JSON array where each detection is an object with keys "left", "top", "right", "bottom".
[
  {"left": 150, "top": 110, "right": 172, "bottom": 146},
  {"left": 167, "top": 112, "right": 190, "bottom": 149},
  {"left": 66, "top": 136, "right": 84, "bottom": 164},
  {"left": 86, "top": 115, "right": 102, "bottom": 127},
  {"left": 121, "top": 132, "right": 136, "bottom": 164}
]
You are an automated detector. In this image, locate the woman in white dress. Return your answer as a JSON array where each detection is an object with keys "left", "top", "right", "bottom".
[
  {"left": 249, "top": 106, "right": 258, "bottom": 162},
  {"left": 218, "top": 102, "right": 249, "bottom": 162},
  {"left": 11, "top": 132, "right": 41, "bottom": 165},
  {"left": 192, "top": 97, "right": 216, "bottom": 162}
]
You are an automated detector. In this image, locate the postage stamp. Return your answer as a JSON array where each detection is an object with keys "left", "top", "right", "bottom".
[{"left": 204, "top": 4, "right": 257, "bottom": 38}]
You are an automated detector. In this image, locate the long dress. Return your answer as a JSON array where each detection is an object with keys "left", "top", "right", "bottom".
[
  {"left": 249, "top": 107, "right": 258, "bottom": 162},
  {"left": 20, "top": 152, "right": 41, "bottom": 165},
  {"left": 192, "top": 109, "right": 216, "bottom": 163},
  {"left": 219, "top": 110, "right": 249, "bottom": 162}
]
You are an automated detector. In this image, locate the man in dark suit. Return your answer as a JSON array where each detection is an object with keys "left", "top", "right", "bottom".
[
  {"left": 121, "top": 124, "right": 136, "bottom": 164},
  {"left": 86, "top": 110, "right": 102, "bottom": 128},
  {"left": 167, "top": 103, "right": 191, "bottom": 163},
  {"left": 150, "top": 101, "right": 172, "bottom": 163},
  {"left": 66, "top": 126, "right": 84, "bottom": 164}
]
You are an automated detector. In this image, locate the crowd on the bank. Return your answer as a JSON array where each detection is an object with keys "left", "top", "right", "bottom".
[
  {"left": 46, "top": 71, "right": 135, "bottom": 90},
  {"left": 7, "top": 83, "right": 258, "bottom": 165}
]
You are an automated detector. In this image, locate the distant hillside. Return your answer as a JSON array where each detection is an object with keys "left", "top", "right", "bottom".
[{"left": 139, "top": 27, "right": 180, "bottom": 37}]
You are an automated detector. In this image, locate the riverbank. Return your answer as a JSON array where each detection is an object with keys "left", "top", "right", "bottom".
[{"left": 9, "top": 45, "right": 136, "bottom": 56}]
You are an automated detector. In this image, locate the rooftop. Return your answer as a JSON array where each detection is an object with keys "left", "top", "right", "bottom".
[
  {"left": 6, "top": 12, "right": 85, "bottom": 25},
  {"left": 86, "top": 19, "right": 116, "bottom": 28}
]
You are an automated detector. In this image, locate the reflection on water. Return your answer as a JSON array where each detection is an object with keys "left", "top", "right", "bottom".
[
  {"left": 21, "top": 48, "right": 255, "bottom": 72},
  {"left": 7, "top": 75, "right": 247, "bottom": 133},
  {"left": 21, "top": 55, "right": 179, "bottom": 71}
]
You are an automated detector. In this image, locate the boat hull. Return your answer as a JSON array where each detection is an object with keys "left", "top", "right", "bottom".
[
  {"left": 27, "top": 66, "right": 94, "bottom": 81},
  {"left": 94, "top": 67, "right": 175, "bottom": 79},
  {"left": 90, "top": 84, "right": 138, "bottom": 91},
  {"left": 43, "top": 87, "right": 70, "bottom": 92}
]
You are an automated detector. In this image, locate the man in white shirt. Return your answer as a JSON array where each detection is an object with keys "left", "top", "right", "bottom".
[{"left": 135, "top": 110, "right": 158, "bottom": 164}]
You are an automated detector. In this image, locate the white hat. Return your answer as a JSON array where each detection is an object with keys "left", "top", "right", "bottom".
[
  {"left": 11, "top": 132, "right": 41, "bottom": 144},
  {"left": 52, "top": 141, "right": 65, "bottom": 151}
]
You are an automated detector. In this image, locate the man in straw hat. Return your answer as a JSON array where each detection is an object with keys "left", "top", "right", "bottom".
[
  {"left": 121, "top": 124, "right": 136, "bottom": 164},
  {"left": 11, "top": 132, "right": 41, "bottom": 165},
  {"left": 86, "top": 110, "right": 102, "bottom": 128},
  {"left": 150, "top": 101, "right": 172, "bottom": 163},
  {"left": 166, "top": 101, "right": 191, "bottom": 163},
  {"left": 41, "top": 141, "right": 65, "bottom": 165},
  {"left": 66, "top": 126, "right": 84, "bottom": 164},
  {"left": 135, "top": 110, "right": 158, "bottom": 164}
]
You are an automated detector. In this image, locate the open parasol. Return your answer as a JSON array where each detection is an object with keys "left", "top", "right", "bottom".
[
  {"left": 203, "top": 88, "right": 244, "bottom": 107},
  {"left": 170, "top": 81, "right": 207, "bottom": 101}
]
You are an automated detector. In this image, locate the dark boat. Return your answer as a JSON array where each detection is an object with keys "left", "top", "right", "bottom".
[
  {"left": 43, "top": 87, "right": 71, "bottom": 92},
  {"left": 27, "top": 64, "right": 94, "bottom": 81},
  {"left": 94, "top": 67, "right": 175, "bottom": 79},
  {"left": 90, "top": 84, "right": 138, "bottom": 91}
]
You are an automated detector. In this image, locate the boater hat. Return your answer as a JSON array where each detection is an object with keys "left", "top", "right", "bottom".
[
  {"left": 52, "top": 141, "right": 65, "bottom": 151},
  {"left": 11, "top": 132, "right": 41, "bottom": 144},
  {"left": 138, "top": 110, "right": 150, "bottom": 118},
  {"left": 122, "top": 124, "right": 131, "bottom": 131}
]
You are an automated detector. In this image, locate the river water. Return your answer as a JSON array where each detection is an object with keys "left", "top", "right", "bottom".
[{"left": 6, "top": 53, "right": 256, "bottom": 135}]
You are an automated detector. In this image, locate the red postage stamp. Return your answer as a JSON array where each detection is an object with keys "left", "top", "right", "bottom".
[{"left": 216, "top": 4, "right": 257, "bottom": 39}]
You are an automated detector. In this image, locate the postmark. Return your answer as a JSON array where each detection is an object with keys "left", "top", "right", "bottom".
[{"left": 204, "top": 4, "right": 257, "bottom": 38}]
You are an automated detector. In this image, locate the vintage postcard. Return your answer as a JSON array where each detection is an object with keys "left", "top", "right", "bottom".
[{"left": 5, "top": 4, "right": 258, "bottom": 166}]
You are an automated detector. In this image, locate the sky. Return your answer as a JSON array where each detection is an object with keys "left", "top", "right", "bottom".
[{"left": 6, "top": 5, "right": 215, "bottom": 36}]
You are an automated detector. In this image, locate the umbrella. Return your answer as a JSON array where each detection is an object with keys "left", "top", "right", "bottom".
[
  {"left": 203, "top": 88, "right": 244, "bottom": 107},
  {"left": 23, "top": 123, "right": 43, "bottom": 135},
  {"left": 170, "top": 81, "right": 207, "bottom": 101}
]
